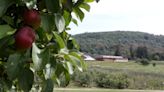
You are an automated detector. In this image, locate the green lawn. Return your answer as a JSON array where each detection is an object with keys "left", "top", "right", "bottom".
[
  {"left": 54, "top": 88, "right": 164, "bottom": 92},
  {"left": 87, "top": 61, "right": 164, "bottom": 74}
]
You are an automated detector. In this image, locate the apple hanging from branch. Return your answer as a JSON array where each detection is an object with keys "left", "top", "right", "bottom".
[
  {"left": 15, "top": 26, "right": 35, "bottom": 50},
  {"left": 23, "top": 9, "right": 41, "bottom": 29}
]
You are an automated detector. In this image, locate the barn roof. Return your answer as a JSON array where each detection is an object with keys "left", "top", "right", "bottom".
[{"left": 97, "top": 55, "right": 123, "bottom": 59}]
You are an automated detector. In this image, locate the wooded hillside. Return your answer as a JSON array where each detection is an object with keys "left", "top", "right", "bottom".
[{"left": 74, "top": 31, "right": 164, "bottom": 60}]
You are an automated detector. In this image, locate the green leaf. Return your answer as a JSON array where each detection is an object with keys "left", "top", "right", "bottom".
[
  {"left": 0, "top": 35, "right": 14, "bottom": 58},
  {"left": 71, "top": 18, "right": 78, "bottom": 26},
  {"left": 32, "top": 46, "right": 51, "bottom": 71},
  {"left": 59, "top": 48, "right": 69, "bottom": 54},
  {"left": 45, "top": 0, "right": 60, "bottom": 13},
  {"left": 68, "top": 37, "right": 80, "bottom": 50},
  {"left": 18, "top": 68, "right": 34, "bottom": 92},
  {"left": 69, "top": 56, "right": 82, "bottom": 71},
  {"left": 45, "top": 33, "right": 53, "bottom": 42},
  {"left": 64, "top": 70, "right": 70, "bottom": 85},
  {"left": 41, "top": 14, "right": 55, "bottom": 32},
  {"left": 53, "top": 32, "right": 65, "bottom": 49},
  {"left": 52, "top": 74, "right": 60, "bottom": 85},
  {"left": 40, "top": 48, "right": 51, "bottom": 69},
  {"left": 73, "top": 7, "right": 84, "bottom": 21},
  {"left": 64, "top": 54, "right": 83, "bottom": 72},
  {"left": 63, "top": 10, "right": 72, "bottom": 26},
  {"left": 53, "top": 63, "right": 64, "bottom": 85},
  {"left": 62, "top": 0, "right": 73, "bottom": 12},
  {"left": 55, "top": 14, "right": 65, "bottom": 33},
  {"left": 6, "top": 53, "right": 21, "bottom": 80},
  {"left": 64, "top": 54, "right": 77, "bottom": 67},
  {"left": 70, "top": 52, "right": 87, "bottom": 71},
  {"left": 0, "top": 0, "right": 14, "bottom": 17},
  {"left": 32, "top": 43, "right": 42, "bottom": 70},
  {"left": 54, "top": 63, "right": 64, "bottom": 77},
  {"left": 84, "top": 0, "right": 94, "bottom": 3},
  {"left": 74, "top": 0, "right": 84, "bottom": 8},
  {"left": 0, "top": 25, "right": 15, "bottom": 39},
  {"left": 42, "top": 79, "right": 54, "bottom": 92},
  {"left": 65, "top": 62, "right": 74, "bottom": 74},
  {"left": 36, "top": 28, "right": 48, "bottom": 42},
  {"left": 72, "top": 38, "right": 80, "bottom": 50},
  {"left": 80, "top": 3, "right": 90, "bottom": 12},
  {"left": 66, "top": 27, "right": 71, "bottom": 30},
  {"left": 2, "top": 16, "right": 14, "bottom": 26}
]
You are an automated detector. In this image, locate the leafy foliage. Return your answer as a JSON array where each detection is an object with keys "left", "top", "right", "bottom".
[
  {"left": 136, "top": 46, "right": 148, "bottom": 59},
  {"left": 95, "top": 72, "right": 129, "bottom": 89},
  {"left": 0, "top": 0, "right": 97, "bottom": 91},
  {"left": 136, "top": 58, "right": 150, "bottom": 65}
]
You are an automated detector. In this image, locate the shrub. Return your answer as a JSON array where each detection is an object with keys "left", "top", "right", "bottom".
[
  {"left": 72, "top": 71, "right": 93, "bottom": 87},
  {"left": 152, "top": 63, "right": 156, "bottom": 67},
  {"left": 128, "top": 75, "right": 164, "bottom": 90},
  {"left": 136, "top": 58, "right": 150, "bottom": 65},
  {"left": 95, "top": 72, "right": 129, "bottom": 89}
]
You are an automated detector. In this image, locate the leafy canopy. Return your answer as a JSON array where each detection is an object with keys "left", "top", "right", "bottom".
[{"left": 0, "top": 0, "right": 97, "bottom": 91}]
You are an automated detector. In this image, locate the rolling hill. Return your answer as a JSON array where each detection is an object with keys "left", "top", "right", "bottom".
[{"left": 74, "top": 31, "right": 164, "bottom": 59}]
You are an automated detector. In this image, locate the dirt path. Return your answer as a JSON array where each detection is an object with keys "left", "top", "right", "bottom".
[{"left": 54, "top": 88, "right": 164, "bottom": 92}]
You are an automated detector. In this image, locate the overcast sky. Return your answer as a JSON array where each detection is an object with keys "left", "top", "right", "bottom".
[{"left": 68, "top": 0, "right": 164, "bottom": 35}]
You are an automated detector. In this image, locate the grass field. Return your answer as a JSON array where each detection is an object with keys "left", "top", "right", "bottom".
[
  {"left": 56, "top": 61, "right": 164, "bottom": 91},
  {"left": 54, "top": 88, "right": 164, "bottom": 92},
  {"left": 87, "top": 61, "right": 164, "bottom": 74}
]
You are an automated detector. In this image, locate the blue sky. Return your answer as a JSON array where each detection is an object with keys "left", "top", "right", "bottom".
[{"left": 68, "top": 0, "right": 164, "bottom": 35}]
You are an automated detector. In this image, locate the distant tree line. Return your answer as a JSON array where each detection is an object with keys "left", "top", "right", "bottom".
[{"left": 74, "top": 31, "right": 164, "bottom": 60}]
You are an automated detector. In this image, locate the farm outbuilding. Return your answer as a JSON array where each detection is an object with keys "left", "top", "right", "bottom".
[
  {"left": 82, "top": 54, "right": 96, "bottom": 61},
  {"left": 95, "top": 55, "right": 128, "bottom": 62}
]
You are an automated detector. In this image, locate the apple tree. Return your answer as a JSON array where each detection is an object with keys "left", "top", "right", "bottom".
[{"left": 0, "top": 0, "right": 98, "bottom": 91}]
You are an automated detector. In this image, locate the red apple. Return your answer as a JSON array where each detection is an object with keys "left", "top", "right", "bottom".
[
  {"left": 23, "top": 9, "right": 41, "bottom": 29},
  {"left": 15, "top": 26, "right": 35, "bottom": 49}
]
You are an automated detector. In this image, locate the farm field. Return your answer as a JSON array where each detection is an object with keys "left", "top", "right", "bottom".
[
  {"left": 87, "top": 61, "right": 164, "bottom": 74},
  {"left": 58, "top": 61, "right": 164, "bottom": 91}
]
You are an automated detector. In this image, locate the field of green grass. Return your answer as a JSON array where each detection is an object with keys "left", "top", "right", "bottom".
[
  {"left": 87, "top": 61, "right": 164, "bottom": 74},
  {"left": 56, "top": 61, "right": 164, "bottom": 91}
]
